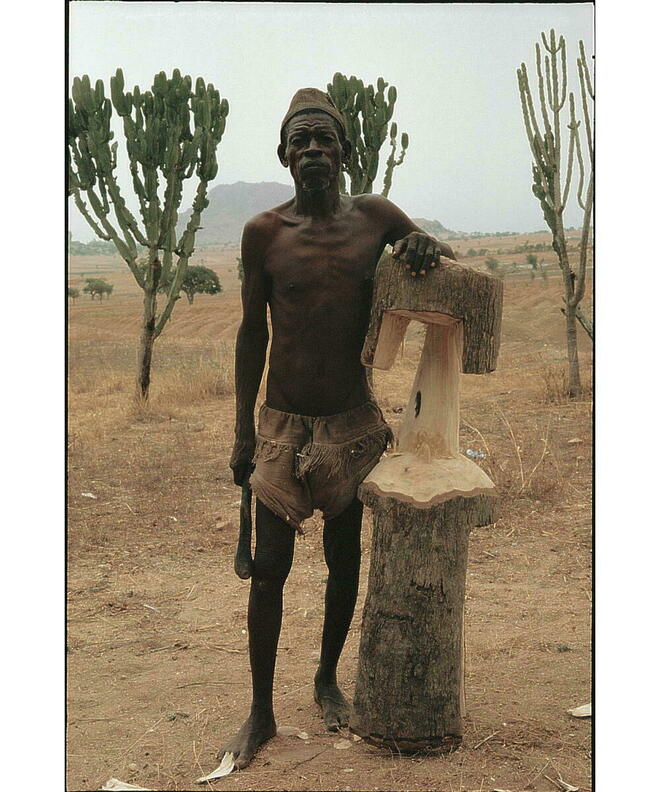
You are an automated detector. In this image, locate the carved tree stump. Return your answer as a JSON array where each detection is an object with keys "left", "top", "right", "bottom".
[{"left": 351, "top": 255, "right": 503, "bottom": 753}]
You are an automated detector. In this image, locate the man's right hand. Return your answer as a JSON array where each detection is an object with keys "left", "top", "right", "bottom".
[{"left": 230, "top": 438, "right": 255, "bottom": 486}]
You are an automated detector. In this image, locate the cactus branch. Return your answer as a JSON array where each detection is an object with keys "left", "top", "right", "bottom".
[
  {"left": 558, "top": 35, "right": 568, "bottom": 111},
  {"left": 70, "top": 187, "right": 111, "bottom": 243},
  {"left": 579, "top": 39, "right": 594, "bottom": 100},
  {"left": 573, "top": 118, "right": 586, "bottom": 211},
  {"left": 562, "top": 93, "right": 579, "bottom": 210},
  {"left": 577, "top": 50, "right": 594, "bottom": 167},
  {"left": 535, "top": 45, "right": 553, "bottom": 138},
  {"left": 572, "top": 172, "right": 593, "bottom": 307},
  {"left": 156, "top": 178, "right": 209, "bottom": 337},
  {"left": 517, "top": 65, "right": 544, "bottom": 159},
  {"left": 327, "top": 73, "right": 408, "bottom": 196},
  {"left": 381, "top": 125, "right": 408, "bottom": 199}
]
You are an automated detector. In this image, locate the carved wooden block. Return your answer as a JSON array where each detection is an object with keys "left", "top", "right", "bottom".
[{"left": 351, "top": 255, "right": 503, "bottom": 752}]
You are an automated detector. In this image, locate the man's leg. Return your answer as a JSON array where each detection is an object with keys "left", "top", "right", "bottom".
[
  {"left": 314, "top": 497, "right": 363, "bottom": 730},
  {"left": 219, "top": 499, "right": 295, "bottom": 767}
]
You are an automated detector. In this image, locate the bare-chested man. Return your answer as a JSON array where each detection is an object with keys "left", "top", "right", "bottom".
[{"left": 221, "top": 88, "right": 455, "bottom": 769}]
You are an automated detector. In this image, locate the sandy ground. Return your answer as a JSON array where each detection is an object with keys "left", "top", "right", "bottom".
[{"left": 67, "top": 237, "right": 592, "bottom": 791}]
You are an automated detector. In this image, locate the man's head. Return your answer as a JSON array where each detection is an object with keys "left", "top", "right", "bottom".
[
  {"left": 279, "top": 87, "right": 347, "bottom": 146},
  {"left": 278, "top": 88, "right": 351, "bottom": 190}
]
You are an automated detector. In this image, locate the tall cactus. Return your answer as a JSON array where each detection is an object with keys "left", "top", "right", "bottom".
[
  {"left": 327, "top": 73, "right": 408, "bottom": 197},
  {"left": 68, "top": 68, "right": 228, "bottom": 401},
  {"left": 517, "top": 31, "right": 593, "bottom": 397}
]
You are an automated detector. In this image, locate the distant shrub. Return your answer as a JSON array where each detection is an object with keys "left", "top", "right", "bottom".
[
  {"left": 69, "top": 238, "right": 119, "bottom": 256},
  {"left": 83, "top": 278, "right": 113, "bottom": 301}
]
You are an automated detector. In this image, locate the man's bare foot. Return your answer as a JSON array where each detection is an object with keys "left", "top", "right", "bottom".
[
  {"left": 217, "top": 707, "right": 277, "bottom": 769},
  {"left": 314, "top": 677, "right": 351, "bottom": 731}
]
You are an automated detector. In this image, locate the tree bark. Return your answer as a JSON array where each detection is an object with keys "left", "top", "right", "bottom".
[
  {"left": 563, "top": 300, "right": 581, "bottom": 397},
  {"left": 136, "top": 285, "right": 157, "bottom": 402},
  {"left": 362, "top": 256, "right": 502, "bottom": 375},
  {"left": 561, "top": 304, "right": 593, "bottom": 340},
  {"left": 351, "top": 489, "right": 493, "bottom": 752}
]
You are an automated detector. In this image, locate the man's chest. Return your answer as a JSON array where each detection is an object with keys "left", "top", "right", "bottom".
[{"left": 265, "top": 218, "right": 385, "bottom": 299}]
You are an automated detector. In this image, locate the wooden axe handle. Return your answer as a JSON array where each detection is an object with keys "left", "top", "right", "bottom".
[{"left": 234, "top": 478, "right": 254, "bottom": 579}]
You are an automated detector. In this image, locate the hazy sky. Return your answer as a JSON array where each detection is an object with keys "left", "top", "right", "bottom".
[{"left": 69, "top": 1, "right": 593, "bottom": 239}]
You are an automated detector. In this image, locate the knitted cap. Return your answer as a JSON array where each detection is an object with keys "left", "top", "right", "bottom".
[{"left": 280, "top": 88, "right": 347, "bottom": 141}]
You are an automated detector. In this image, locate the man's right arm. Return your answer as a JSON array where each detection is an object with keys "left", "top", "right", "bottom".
[{"left": 230, "top": 217, "right": 271, "bottom": 486}]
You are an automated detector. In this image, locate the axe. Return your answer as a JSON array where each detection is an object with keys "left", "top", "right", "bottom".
[{"left": 234, "top": 475, "right": 254, "bottom": 579}]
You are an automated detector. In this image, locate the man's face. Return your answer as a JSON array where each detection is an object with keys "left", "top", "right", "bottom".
[{"left": 278, "top": 111, "right": 348, "bottom": 191}]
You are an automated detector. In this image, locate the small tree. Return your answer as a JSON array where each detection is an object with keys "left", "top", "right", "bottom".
[
  {"left": 83, "top": 277, "right": 113, "bottom": 301},
  {"left": 526, "top": 253, "right": 538, "bottom": 280},
  {"left": 68, "top": 286, "right": 80, "bottom": 302},
  {"left": 327, "top": 73, "right": 408, "bottom": 198},
  {"left": 68, "top": 69, "right": 229, "bottom": 401},
  {"left": 517, "top": 31, "right": 594, "bottom": 395},
  {"left": 156, "top": 263, "right": 222, "bottom": 304},
  {"left": 182, "top": 265, "right": 221, "bottom": 303},
  {"left": 485, "top": 256, "right": 500, "bottom": 275}
]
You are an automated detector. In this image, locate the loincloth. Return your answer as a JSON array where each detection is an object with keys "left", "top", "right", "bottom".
[{"left": 250, "top": 400, "right": 393, "bottom": 532}]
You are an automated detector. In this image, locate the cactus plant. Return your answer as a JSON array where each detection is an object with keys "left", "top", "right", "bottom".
[
  {"left": 68, "top": 68, "right": 228, "bottom": 401},
  {"left": 517, "top": 31, "right": 593, "bottom": 396},
  {"left": 327, "top": 73, "right": 408, "bottom": 197}
]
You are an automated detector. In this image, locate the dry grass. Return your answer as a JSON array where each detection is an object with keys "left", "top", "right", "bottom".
[
  {"left": 540, "top": 362, "right": 571, "bottom": 404},
  {"left": 69, "top": 340, "right": 233, "bottom": 413},
  {"left": 538, "top": 358, "right": 593, "bottom": 406},
  {"left": 461, "top": 411, "right": 567, "bottom": 508},
  {"left": 147, "top": 342, "right": 233, "bottom": 409}
]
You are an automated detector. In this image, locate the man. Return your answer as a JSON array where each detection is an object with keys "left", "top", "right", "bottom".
[{"left": 221, "top": 88, "right": 455, "bottom": 769}]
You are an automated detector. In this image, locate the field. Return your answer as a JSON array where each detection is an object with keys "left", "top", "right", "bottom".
[{"left": 67, "top": 233, "right": 592, "bottom": 792}]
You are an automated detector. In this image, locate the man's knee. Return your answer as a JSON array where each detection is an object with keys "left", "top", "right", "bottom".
[
  {"left": 252, "top": 499, "right": 295, "bottom": 584},
  {"left": 252, "top": 551, "right": 292, "bottom": 586},
  {"left": 327, "top": 555, "right": 361, "bottom": 587},
  {"left": 323, "top": 533, "right": 361, "bottom": 581},
  {"left": 323, "top": 501, "right": 362, "bottom": 577}
]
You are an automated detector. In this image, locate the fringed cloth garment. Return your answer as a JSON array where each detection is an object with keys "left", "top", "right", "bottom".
[{"left": 251, "top": 401, "right": 393, "bottom": 532}]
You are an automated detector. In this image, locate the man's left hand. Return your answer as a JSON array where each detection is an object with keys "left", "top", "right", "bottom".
[{"left": 392, "top": 232, "right": 449, "bottom": 277}]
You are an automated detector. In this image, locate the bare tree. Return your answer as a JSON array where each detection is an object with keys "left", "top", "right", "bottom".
[{"left": 517, "top": 31, "right": 593, "bottom": 396}]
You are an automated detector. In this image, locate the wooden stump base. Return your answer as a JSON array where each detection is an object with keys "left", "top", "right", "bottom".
[
  {"left": 351, "top": 488, "right": 496, "bottom": 750},
  {"left": 349, "top": 728, "right": 462, "bottom": 755}
]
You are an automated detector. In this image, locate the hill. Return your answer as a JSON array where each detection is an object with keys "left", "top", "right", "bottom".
[
  {"left": 178, "top": 181, "right": 293, "bottom": 245},
  {"left": 411, "top": 217, "right": 454, "bottom": 238},
  {"left": 179, "top": 182, "right": 459, "bottom": 245}
]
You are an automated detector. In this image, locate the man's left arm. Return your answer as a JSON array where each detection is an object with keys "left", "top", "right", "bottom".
[{"left": 368, "top": 195, "right": 456, "bottom": 277}]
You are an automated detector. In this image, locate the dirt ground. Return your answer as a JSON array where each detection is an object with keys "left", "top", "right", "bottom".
[{"left": 67, "top": 235, "right": 592, "bottom": 792}]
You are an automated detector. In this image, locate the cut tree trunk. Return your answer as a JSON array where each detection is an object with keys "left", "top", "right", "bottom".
[
  {"left": 351, "top": 255, "right": 503, "bottom": 752},
  {"left": 352, "top": 490, "right": 493, "bottom": 752}
]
